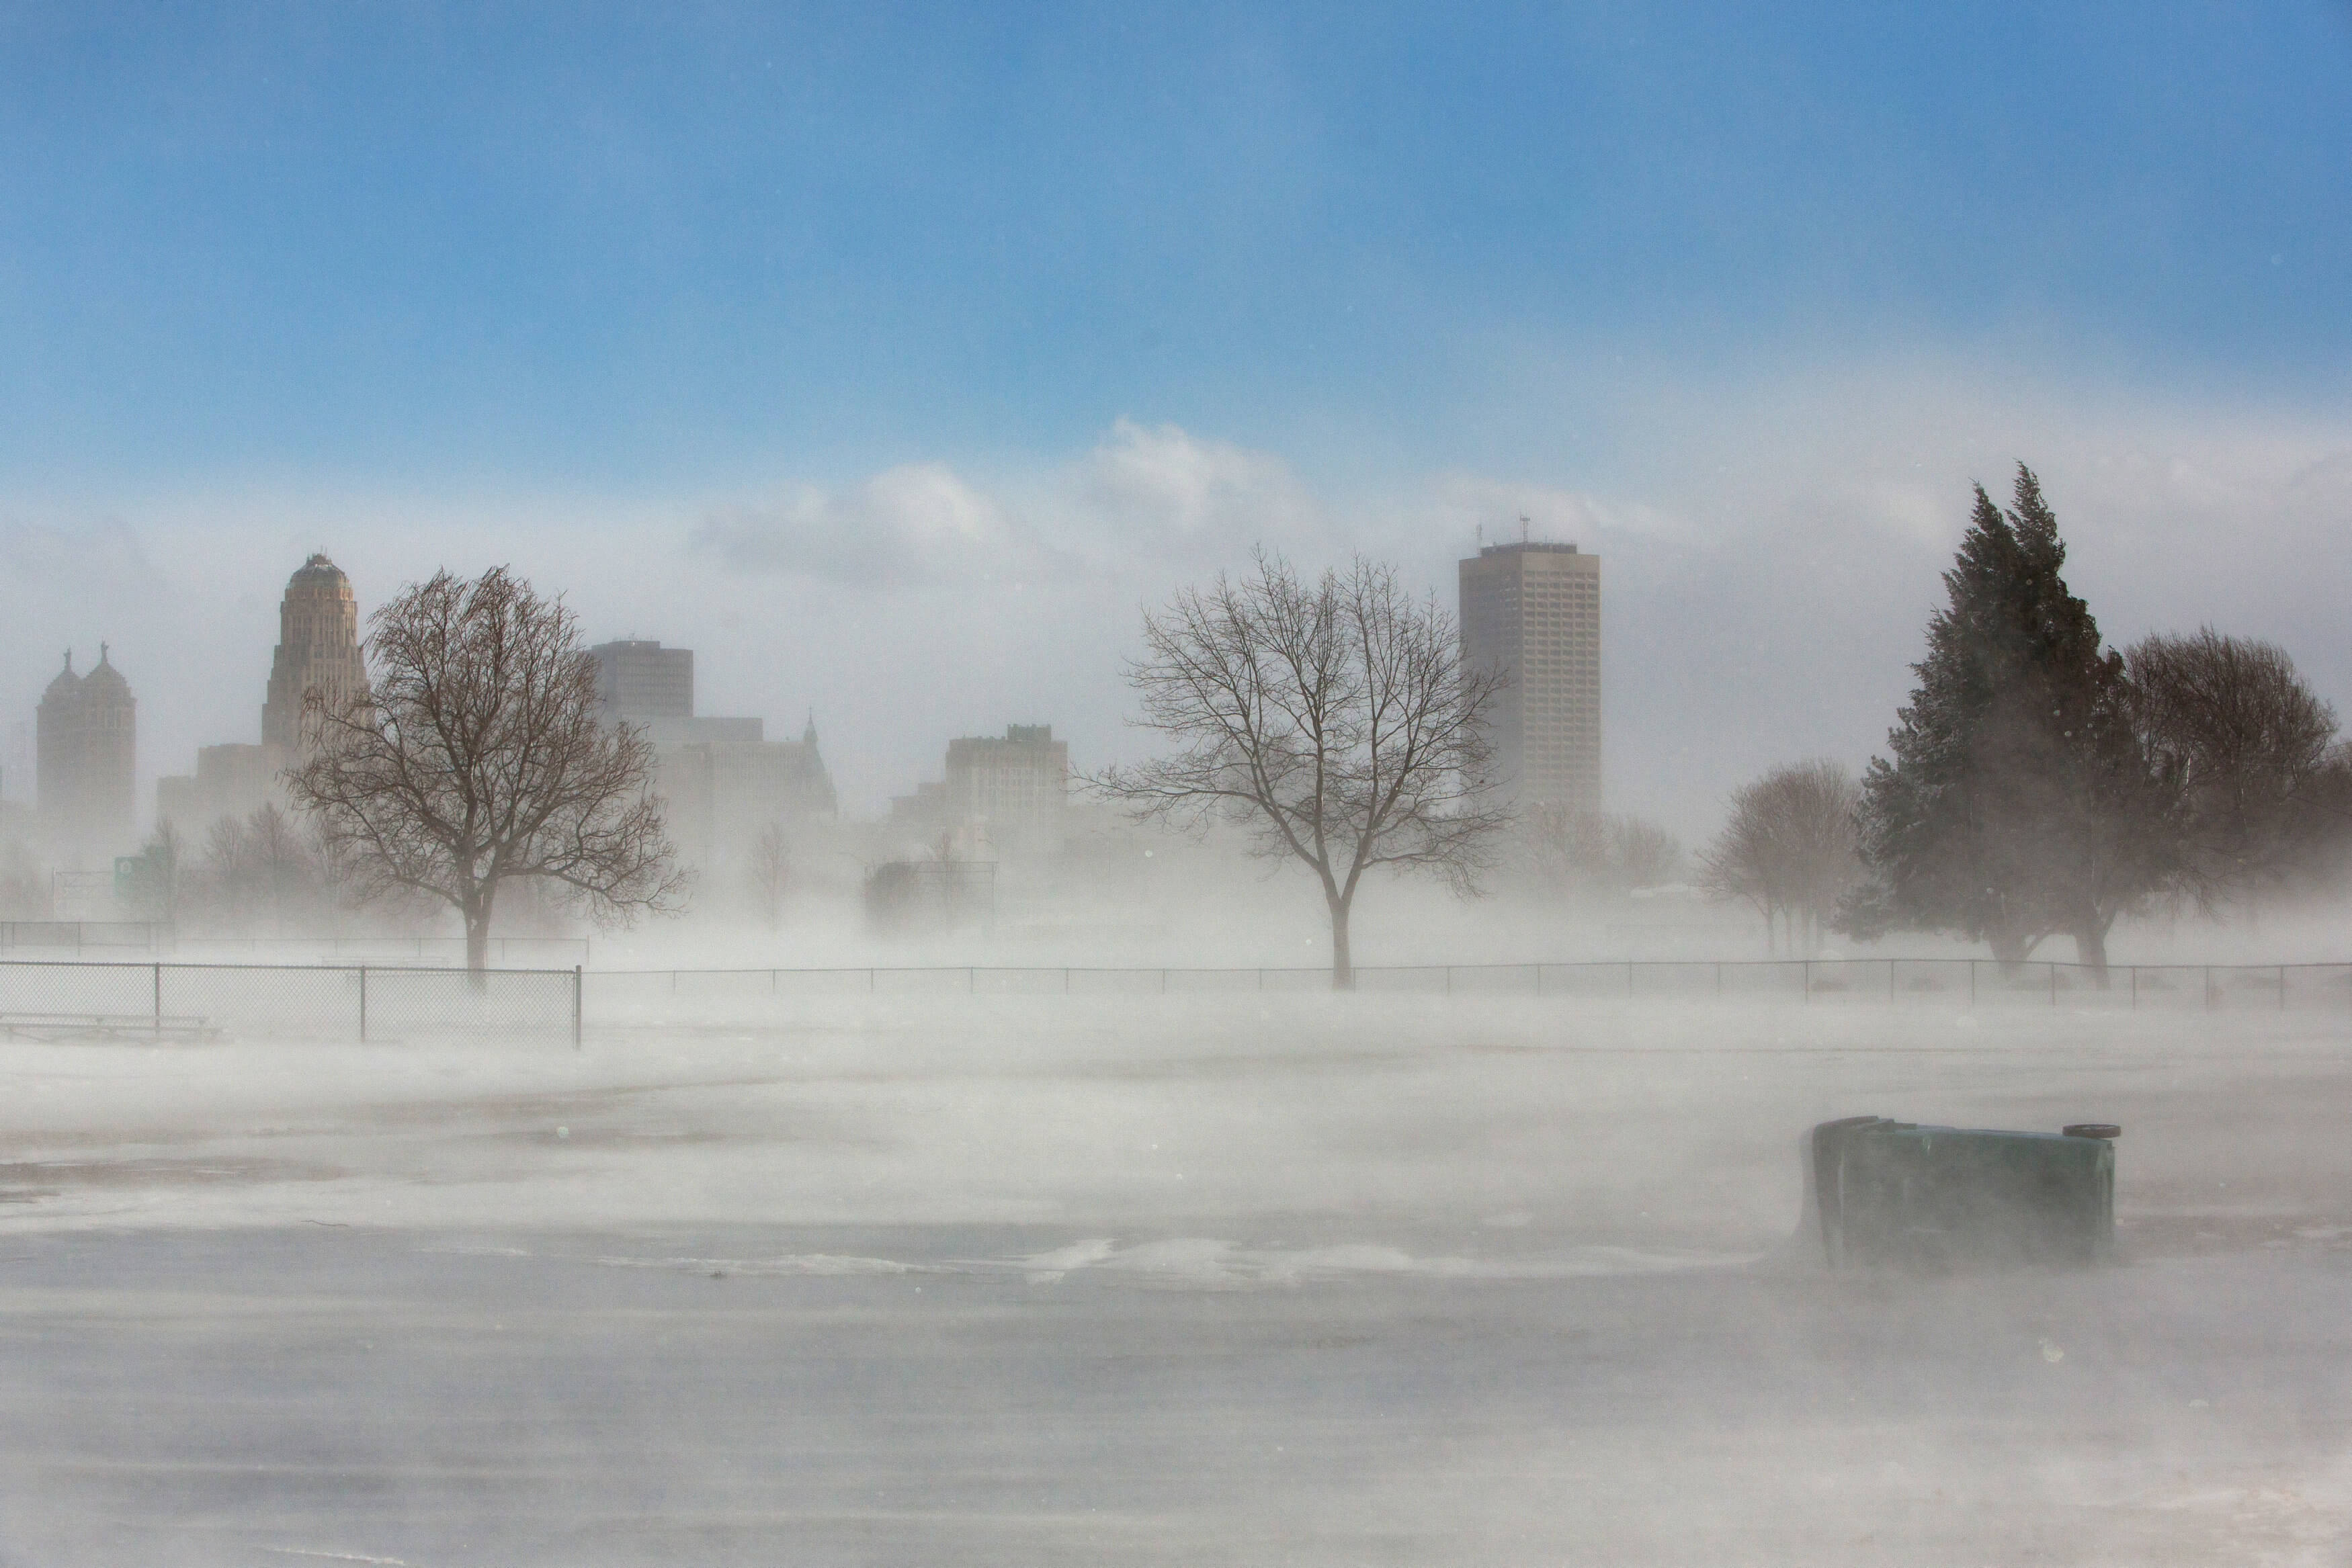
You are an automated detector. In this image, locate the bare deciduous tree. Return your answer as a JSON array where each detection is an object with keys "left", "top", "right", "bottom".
[
  {"left": 192, "top": 803, "right": 328, "bottom": 934},
  {"left": 2126, "top": 629, "right": 2347, "bottom": 910},
  {"left": 1699, "top": 759, "right": 1861, "bottom": 954},
  {"left": 749, "top": 822, "right": 792, "bottom": 929},
  {"left": 1531, "top": 806, "right": 1685, "bottom": 899},
  {"left": 288, "top": 566, "right": 685, "bottom": 977},
  {"left": 1089, "top": 551, "right": 1509, "bottom": 988}
]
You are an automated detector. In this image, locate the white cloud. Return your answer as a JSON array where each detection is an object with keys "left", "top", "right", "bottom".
[
  {"left": 694, "top": 462, "right": 1052, "bottom": 586},
  {"left": 1059, "top": 418, "right": 1329, "bottom": 562}
]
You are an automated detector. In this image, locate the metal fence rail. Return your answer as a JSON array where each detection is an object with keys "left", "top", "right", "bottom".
[
  {"left": 0, "top": 921, "right": 173, "bottom": 954},
  {"left": 171, "top": 935, "right": 593, "bottom": 967},
  {"left": 0, "top": 960, "right": 582, "bottom": 1043},
  {"left": 587, "top": 957, "right": 2352, "bottom": 1012}
]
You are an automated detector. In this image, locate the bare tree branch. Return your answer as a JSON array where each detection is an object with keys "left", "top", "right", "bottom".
[
  {"left": 1699, "top": 760, "right": 1862, "bottom": 955},
  {"left": 1085, "top": 550, "right": 1510, "bottom": 987},
  {"left": 286, "top": 566, "right": 685, "bottom": 977}
]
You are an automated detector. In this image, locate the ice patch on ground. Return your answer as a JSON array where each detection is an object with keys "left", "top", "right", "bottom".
[
  {"left": 591, "top": 1252, "right": 956, "bottom": 1276},
  {"left": 1005, "top": 1237, "right": 1759, "bottom": 1289}
]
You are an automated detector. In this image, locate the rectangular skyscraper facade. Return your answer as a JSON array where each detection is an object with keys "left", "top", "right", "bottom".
[
  {"left": 591, "top": 640, "right": 694, "bottom": 722},
  {"left": 1458, "top": 541, "right": 1600, "bottom": 817}
]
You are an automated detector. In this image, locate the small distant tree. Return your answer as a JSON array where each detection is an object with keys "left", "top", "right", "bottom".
[
  {"left": 749, "top": 822, "right": 792, "bottom": 929},
  {"left": 1699, "top": 760, "right": 1861, "bottom": 953},
  {"left": 1533, "top": 806, "right": 1684, "bottom": 898},
  {"left": 1091, "top": 551, "right": 1509, "bottom": 988},
  {"left": 2126, "top": 629, "right": 2347, "bottom": 910},
  {"left": 288, "top": 566, "right": 685, "bottom": 978},
  {"left": 193, "top": 803, "right": 330, "bottom": 933},
  {"left": 1845, "top": 467, "right": 2173, "bottom": 980}
]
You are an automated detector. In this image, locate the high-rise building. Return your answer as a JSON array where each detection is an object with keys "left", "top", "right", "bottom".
[
  {"left": 156, "top": 743, "right": 282, "bottom": 835},
  {"left": 661, "top": 717, "right": 839, "bottom": 869},
  {"left": 591, "top": 640, "right": 694, "bottom": 724},
  {"left": 588, "top": 637, "right": 833, "bottom": 870},
  {"left": 1458, "top": 541, "right": 1601, "bottom": 817},
  {"left": 946, "top": 724, "right": 1069, "bottom": 854},
  {"left": 261, "top": 554, "right": 368, "bottom": 749},
  {"left": 161, "top": 554, "right": 364, "bottom": 832},
  {"left": 36, "top": 646, "right": 136, "bottom": 851},
  {"left": 888, "top": 724, "right": 1068, "bottom": 858}
]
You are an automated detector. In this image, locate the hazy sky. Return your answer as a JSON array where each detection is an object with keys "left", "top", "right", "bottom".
[{"left": 4, "top": 3, "right": 2349, "bottom": 836}]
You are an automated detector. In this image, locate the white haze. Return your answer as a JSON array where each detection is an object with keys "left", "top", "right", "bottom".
[{"left": 4, "top": 357, "right": 2349, "bottom": 844}]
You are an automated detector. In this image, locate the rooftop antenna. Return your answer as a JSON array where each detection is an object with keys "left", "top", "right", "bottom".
[
  {"left": 1476, "top": 521, "right": 1483, "bottom": 548},
  {"left": 1519, "top": 514, "right": 1531, "bottom": 545}
]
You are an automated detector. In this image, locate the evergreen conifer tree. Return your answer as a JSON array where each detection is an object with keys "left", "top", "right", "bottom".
[{"left": 1845, "top": 466, "right": 2172, "bottom": 979}]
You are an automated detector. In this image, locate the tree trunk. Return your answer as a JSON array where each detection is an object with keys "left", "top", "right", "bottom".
[
  {"left": 1329, "top": 895, "right": 1354, "bottom": 991},
  {"left": 1988, "top": 925, "right": 2032, "bottom": 977},
  {"left": 2073, "top": 918, "right": 2111, "bottom": 988},
  {"left": 463, "top": 886, "right": 494, "bottom": 991}
]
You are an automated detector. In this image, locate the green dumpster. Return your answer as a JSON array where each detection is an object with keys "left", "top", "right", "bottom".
[{"left": 1808, "top": 1117, "right": 2118, "bottom": 1269}]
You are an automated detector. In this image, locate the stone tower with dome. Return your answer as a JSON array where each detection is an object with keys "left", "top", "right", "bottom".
[
  {"left": 36, "top": 645, "right": 136, "bottom": 851},
  {"left": 261, "top": 553, "right": 368, "bottom": 750}
]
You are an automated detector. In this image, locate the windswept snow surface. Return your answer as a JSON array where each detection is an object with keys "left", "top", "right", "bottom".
[{"left": 0, "top": 994, "right": 2345, "bottom": 1563}]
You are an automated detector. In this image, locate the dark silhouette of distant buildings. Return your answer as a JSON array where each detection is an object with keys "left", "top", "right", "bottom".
[{"left": 37, "top": 645, "right": 136, "bottom": 853}]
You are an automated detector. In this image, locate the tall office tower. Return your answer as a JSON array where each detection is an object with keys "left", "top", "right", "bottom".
[
  {"left": 591, "top": 640, "right": 694, "bottom": 723},
  {"left": 36, "top": 646, "right": 136, "bottom": 850},
  {"left": 261, "top": 554, "right": 368, "bottom": 748},
  {"left": 1458, "top": 541, "right": 1601, "bottom": 817},
  {"left": 943, "top": 724, "right": 1070, "bottom": 855}
]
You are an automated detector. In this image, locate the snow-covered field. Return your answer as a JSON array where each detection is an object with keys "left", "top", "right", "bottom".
[{"left": 0, "top": 996, "right": 2346, "bottom": 1564}]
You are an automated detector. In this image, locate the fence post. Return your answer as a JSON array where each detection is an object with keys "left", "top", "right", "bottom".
[
  {"left": 968, "top": 966, "right": 976, "bottom": 994},
  {"left": 1062, "top": 967, "right": 1070, "bottom": 995},
  {"left": 1715, "top": 963, "right": 1722, "bottom": 998},
  {"left": 2205, "top": 963, "right": 2214, "bottom": 1011},
  {"left": 573, "top": 965, "right": 583, "bottom": 1049},
  {"left": 2050, "top": 962, "right": 2058, "bottom": 1007},
  {"left": 358, "top": 965, "right": 368, "bottom": 1043},
  {"left": 1445, "top": 965, "right": 1453, "bottom": 997},
  {"left": 153, "top": 961, "right": 161, "bottom": 1037},
  {"left": 1535, "top": 964, "right": 1544, "bottom": 998},
  {"left": 1968, "top": 959, "right": 1976, "bottom": 1008},
  {"left": 1803, "top": 959, "right": 1812, "bottom": 1002},
  {"left": 1159, "top": 968, "right": 1168, "bottom": 995},
  {"left": 2280, "top": 964, "right": 2288, "bottom": 1011},
  {"left": 2130, "top": 965, "right": 2137, "bottom": 1010},
  {"left": 1888, "top": 960, "right": 1896, "bottom": 1004},
  {"left": 1625, "top": 961, "right": 1634, "bottom": 998}
]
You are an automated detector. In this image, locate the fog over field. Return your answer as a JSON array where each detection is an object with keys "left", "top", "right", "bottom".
[
  {"left": 0, "top": 996, "right": 2345, "bottom": 1564},
  {"left": 5, "top": 5, "right": 2352, "bottom": 1565}
]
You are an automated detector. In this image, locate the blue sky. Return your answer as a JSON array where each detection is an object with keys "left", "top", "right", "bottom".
[
  {"left": 6, "top": 3, "right": 2347, "bottom": 488},
  {"left": 5, "top": 3, "right": 2351, "bottom": 835}
]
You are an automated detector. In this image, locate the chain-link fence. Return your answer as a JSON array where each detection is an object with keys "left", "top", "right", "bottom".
[
  {"left": 587, "top": 957, "right": 2352, "bottom": 1018},
  {"left": 0, "top": 921, "right": 172, "bottom": 955},
  {"left": 0, "top": 960, "right": 581, "bottom": 1043},
  {"left": 5, "top": 956, "right": 2343, "bottom": 1043}
]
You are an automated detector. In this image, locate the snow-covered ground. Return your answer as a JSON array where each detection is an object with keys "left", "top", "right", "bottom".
[{"left": 0, "top": 996, "right": 2345, "bottom": 1563}]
